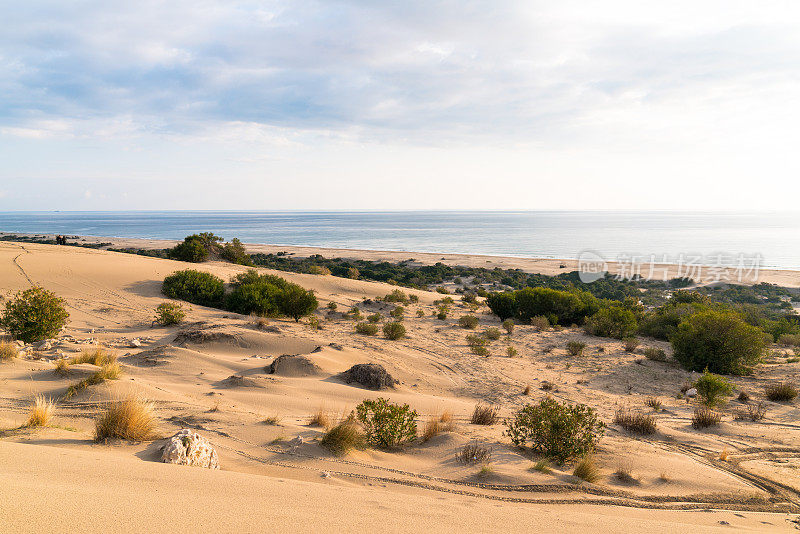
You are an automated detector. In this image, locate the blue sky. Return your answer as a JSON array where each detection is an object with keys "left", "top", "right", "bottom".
[{"left": 2, "top": 1, "right": 800, "bottom": 210}]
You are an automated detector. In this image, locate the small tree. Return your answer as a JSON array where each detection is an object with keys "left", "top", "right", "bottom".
[
  {"left": 278, "top": 285, "right": 318, "bottom": 322},
  {"left": 355, "top": 397, "right": 417, "bottom": 449},
  {"left": 584, "top": 306, "right": 637, "bottom": 339},
  {"left": 154, "top": 302, "right": 186, "bottom": 326},
  {"left": 672, "top": 310, "right": 766, "bottom": 375},
  {"left": 168, "top": 236, "right": 209, "bottom": 263},
  {"left": 505, "top": 398, "right": 605, "bottom": 464},
  {"left": 1, "top": 287, "right": 69, "bottom": 342}
]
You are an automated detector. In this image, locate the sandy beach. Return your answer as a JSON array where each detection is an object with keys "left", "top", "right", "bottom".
[{"left": 1, "top": 240, "right": 799, "bottom": 532}]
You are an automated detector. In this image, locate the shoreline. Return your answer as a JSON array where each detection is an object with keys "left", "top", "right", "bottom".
[{"left": 2, "top": 231, "right": 799, "bottom": 288}]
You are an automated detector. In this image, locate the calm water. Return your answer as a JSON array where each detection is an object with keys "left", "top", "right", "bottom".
[{"left": 1, "top": 211, "right": 799, "bottom": 270}]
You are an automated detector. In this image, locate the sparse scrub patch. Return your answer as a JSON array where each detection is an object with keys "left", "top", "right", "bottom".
[
  {"left": 506, "top": 346, "right": 518, "bottom": 357},
  {"left": 390, "top": 306, "right": 405, "bottom": 320},
  {"left": 0, "top": 341, "right": 18, "bottom": 361},
  {"left": 367, "top": 313, "right": 382, "bottom": 323},
  {"left": 506, "top": 398, "right": 605, "bottom": 464},
  {"left": 530, "top": 315, "right": 550, "bottom": 331},
  {"left": 308, "top": 409, "right": 331, "bottom": 428},
  {"left": 72, "top": 347, "right": 117, "bottom": 366},
  {"left": 470, "top": 404, "right": 499, "bottom": 425},
  {"left": 692, "top": 407, "right": 722, "bottom": 429},
  {"left": 483, "top": 327, "right": 502, "bottom": 340},
  {"left": 458, "top": 315, "right": 479, "bottom": 329},
  {"left": 765, "top": 382, "right": 798, "bottom": 402},
  {"left": 735, "top": 402, "right": 767, "bottom": 422},
  {"left": 355, "top": 398, "right": 417, "bottom": 449},
  {"left": 355, "top": 322, "right": 379, "bottom": 336},
  {"left": 53, "top": 358, "right": 71, "bottom": 377},
  {"left": 643, "top": 347, "right": 668, "bottom": 362},
  {"left": 566, "top": 341, "right": 586, "bottom": 356},
  {"left": 623, "top": 336, "right": 639, "bottom": 352},
  {"left": 613, "top": 408, "right": 657, "bottom": 435},
  {"left": 466, "top": 334, "right": 490, "bottom": 356},
  {"left": 384, "top": 289, "right": 409, "bottom": 304},
  {"left": 502, "top": 319, "right": 514, "bottom": 335},
  {"left": 94, "top": 396, "right": 156, "bottom": 442},
  {"left": 645, "top": 397, "right": 662, "bottom": 411},
  {"left": 26, "top": 395, "right": 54, "bottom": 427}
]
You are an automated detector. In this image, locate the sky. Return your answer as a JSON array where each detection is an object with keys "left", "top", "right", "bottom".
[{"left": 2, "top": 1, "right": 800, "bottom": 211}]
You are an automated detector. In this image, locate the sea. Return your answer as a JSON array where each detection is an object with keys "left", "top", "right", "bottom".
[{"left": 1, "top": 210, "right": 799, "bottom": 271}]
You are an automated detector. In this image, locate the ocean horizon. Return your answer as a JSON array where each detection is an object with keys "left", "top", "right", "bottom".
[{"left": 1, "top": 210, "right": 799, "bottom": 271}]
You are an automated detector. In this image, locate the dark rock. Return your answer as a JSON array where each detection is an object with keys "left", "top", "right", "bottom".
[{"left": 340, "top": 363, "right": 397, "bottom": 390}]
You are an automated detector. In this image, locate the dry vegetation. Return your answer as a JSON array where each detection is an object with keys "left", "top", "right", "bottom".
[
  {"left": 94, "top": 397, "right": 156, "bottom": 442},
  {"left": 26, "top": 395, "right": 54, "bottom": 427}
]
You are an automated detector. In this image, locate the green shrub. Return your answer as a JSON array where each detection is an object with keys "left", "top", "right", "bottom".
[
  {"left": 566, "top": 341, "right": 586, "bottom": 356},
  {"left": 416, "top": 309, "right": 425, "bottom": 317},
  {"left": 367, "top": 313, "right": 382, "bottom": 323},
  {"left": 458, "top": 315, "right": 479, "bottom": 329},
  {"left": 1, "top": 287, "right": 69, "bottom": 342},
  {"left": 278, "top": 284, "right": 318, "bottom": 322},
  {"left": 320, "top": 421, "right": 366, "bottom": 455},
  {"left": 502, "top": 319, "right": 514, "bottom": 335},
  {"left": 436, "top": 306, "right": 449, "bottom": 320},
  {"left": 355, "top": 398, "right": 417, "bottom": 449},
  {"left": 506, "top": 346, "right": 518, "bottom": 357},
  {"left": 383, "top": 322, "right": 406, "bottom": 340},
  {"left": 224, "top": 270, "right": 317, "bottom": 320},
  {"left": 486, "top": 292, "right": 517, "bottom": 321},
  {"left": 693, "top": 370, "right": 734, "bottom": 407},
  {"left": 220, "top": 238, "right": 251, "bottom": 265},
  {"left": 327, "top": 302, "right": 337, "bottom": 311},
  {"left": 346, "top": 267, "right": 360, "bottom": 279},
  {"left": 672, "top": 310, "right": 766, "bottom": 375},
  {"left": 483, "top": 327, "right": 502, "bottom": 341},
  {"left": 505, "top": 398, "right": 605, "bottom": 464},
  {"left": 436, "top": 287, "right": 450, "bottom": 294},
  {"left": 530, "top": 315, "right": 550, "bottom": 330},
  {"left": 168, "top": 234, "right": 222, "bottom": 263},
  {"left": 585, "top": 306, "right": 638, "bottom": 339},
  {"left": 409, "top": 294, "right": 419, "bottom": 303},
  {"left": 162, "top": 270, "right": 225, "bottom": 308},
  {"left": 514, "top": 287, "right": 599, "bottom": 326},
  {"left": 384, "top": 289, "right": 409, "bottom": 304},
  {"left": 154, "top": 302, "right": 185, "bottom": 326},
  {"left": 355, "top": 322, "right": 379, "bottom": 336},
  {"left": 390, "top": 306, "right": 405, "bottom": 320}
]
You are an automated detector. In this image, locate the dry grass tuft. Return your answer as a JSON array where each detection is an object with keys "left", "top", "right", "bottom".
[
  {"left": 573, "top": 456, "right": 600, "bottom": 483},
  {"left": 439, "top": 410, "right": 456, "bottom": 432},
  {"left": 691, "top": 406, "right": 722, "bottom": 429},
  {"left": 53, "top": 358, "right": 72, "bottom": 377},
  {"left": 26, "top": 395, "right": 54, "bottom": 427},
  {"left": 735, "top": 401, "right": 767, "bottom": 422},
  {"left": 263, "top": 415, "right": 282, "bottom": 426},
  {"left": 0, "top": 341, "right": 18, "bottom": 361},
  {"left": 613, "top": 408, "right": 657, "bottom": 434},
  {"left": 532, "top": 459, "right": 552, "bottom": 473},
  {"left": 308, "top": 408, "right": 331, "bottom": 428},
  {"left": 422, "top": 418, "right": 442, "bottom": 442},
  {"left": 320, "top": 421, "right": 366, "bottom": 456},
  {"left": 644, "top": 397, "right": 662, "bottom": 411},
  {"left": 614, "top": 465, "right": 639, "bottom": 485},
  {"left": 64, "top": 362, "right": 123, "bottom": 399},
  {"left": 72, "top": 347, "right": 117, "bottom": 366},
  {"left": 94, "top": 396, "right": 156, "bottom": 442},
  {"left": 470, "top": 404, "right": 499, "bottom": 425},
  {"left": 764, "top": 382, "right": 798, "bottom": 402},
  {"left": 457, "top": 442, "right": 492, "bottom": 465}
]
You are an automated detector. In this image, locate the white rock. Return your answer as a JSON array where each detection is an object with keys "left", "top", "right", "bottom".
[
  {"left": 37, "top": 341, "right": 52, "bottom": 351},
  {"left": 685, "top": 388, "right": 698, "bottom": 398},
  {"left": 130, "top": 339, "right": 142, "bottom": 348},
  {"left": 161, "top": 429, "right": 219, "bottom": 469},
  {"left": 14, "top": 340, "right": 25, "bottom": 348}
]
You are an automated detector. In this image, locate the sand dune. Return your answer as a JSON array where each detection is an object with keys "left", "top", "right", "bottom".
[{"left": 1, "top": 241, "right": 799, "bottom": 532}]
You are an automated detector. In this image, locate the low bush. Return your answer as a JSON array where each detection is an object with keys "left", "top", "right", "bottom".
[
  {"left": 355, "top": 322, "right": 379, "bottom": 336},
  {"left": 308, "top": 265, "right": 331, "bottom": 275},
  {"left": 154, "top": 302, "right": 185, "bottom": 326},
  {"left": 566, "top": 341, "right": 586, "bottom": 356},
  {"left": 671, "top": 310, "right": 766, "bottom": 375},
  {"left": 483, "top": 327, "right": 502, "bottom": 341},
  {"left": 457, "top": 442, "right": 492, "bottom": 465},
  {"left": 384, "top": 289, "right": 409, "bottom": 304},
  {"left": 573, "top": 456, "right": 600, "bottom": 483},
  {"left": 584, "top": 306, "right": 638, "bottom": 339},
  {"left": 355, "top": 398, "right": 417, "bottom": 449},
  {"left": 691, "top": 407, "right": 721, "bottom": 429},
  {"left": 1, "top": 286, "right": 69, "bottom": 342},
  {"left": 26, "top": 395, "right": 54, "bottom": 427},
  {"left": 613, "top": 408, "right": 657, "bottom": 434},
  {"left": 643, "top": 347, "right": 668, "bottom": 362},
  {"left": 168, "top": 235, "right": 211, "bottom": 263},
  {"left": 326, "top": 302, "right": 337, "bottom": 311},
  {"left": 693, "top": 370, "right": 734, "bottom": 407},
  {"left": 383, "top": 321, "right": 406, "bottom": 340},
  {"left": 367, "top": 313, "right": 382, "bottom": 323},
  {"left": 470, "top": 404, "right": 499, "bottom": 425},
  {"left": 320, "top": 421, "right": 366, "bottom": 455},
  {"left": 506, "top": 346, "right": 518, "bottom": 357},
  {"left": 458, "top": 315, "right": 479, "bottom": 329},
  {"left": 645, "top": 397, "right": 662, "bottom": 411},
  {"left": 506, "top": 398, "right": 605, "bottom": 464},
  {"left": 390, "top": 306, "right": 405, "bottom": 320},
  {"left": 530, "top": 315, "right": 550, "bottom": 330},
  {"left": 778, "top": 333, "right": 800, "bottom": 347},
  {"left": 764, "top": 382, "right": 798, "bottom": 402},
  {"left": 502, "top": 319, "right": 514, "bottom": 335},
  {"left": 220, "top": 238, "right": 251, "bottom": 265},
  {"left": 94, "top": 396, "right": 156, "bottom": 442},
  {"left": 162, "top": 270, "right": 225, "bottom": 308}
]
